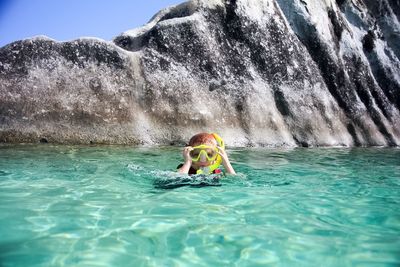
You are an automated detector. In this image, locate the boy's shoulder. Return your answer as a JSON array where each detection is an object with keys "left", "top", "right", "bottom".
[
  {"left": 176, "top": 163, "right": 197, "bottom": 175},
  {"left": 177, "top": 163, "right": 222, "bottom": 175}
]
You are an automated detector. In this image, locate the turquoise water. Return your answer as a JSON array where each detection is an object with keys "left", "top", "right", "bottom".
[{"left": 0, "top": 145, "right": 399, "bottom": 267}]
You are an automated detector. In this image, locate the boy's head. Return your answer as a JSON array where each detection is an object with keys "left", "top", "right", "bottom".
[
  {"left": 189, "top": 133, "right": 217, "bottom": 147},
  {"left": 188, "top": 133, "right": 218, "bottom": 168}
]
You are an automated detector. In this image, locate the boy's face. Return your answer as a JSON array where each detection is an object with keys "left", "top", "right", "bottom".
[{"left": 190, "top": 141, "right": 218, "bottom": 168}]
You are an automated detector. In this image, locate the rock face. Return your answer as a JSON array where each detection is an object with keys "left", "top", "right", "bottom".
[{"left": 0, "top": 0, "right": 399, "bottom": 146}]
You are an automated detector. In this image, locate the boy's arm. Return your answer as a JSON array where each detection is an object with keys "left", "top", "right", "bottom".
[
  {"left": 217, "top": 147, "right": 236, "bottom": 175},
  {"left": 222, "top": 159, "right": 236, "bottom": 175},
  {"left": 177, "top": 146, "right": 193, "bottom": 174},
  {"left": 178, "top": 160, "right": 192, "bottom": 174}
]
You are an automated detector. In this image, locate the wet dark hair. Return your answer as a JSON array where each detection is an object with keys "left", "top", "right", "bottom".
[{"left": 188, "top": 133, "right": 217, "bottom": 146}]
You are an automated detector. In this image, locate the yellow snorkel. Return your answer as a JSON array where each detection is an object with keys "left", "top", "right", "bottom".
[{"left": 196, "top": 133, "right": 225, "bottom": 175}]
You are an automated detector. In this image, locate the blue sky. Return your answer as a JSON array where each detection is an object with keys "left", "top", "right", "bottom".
[{"left": 0, "top": 0, "right": 185, "bottom": 47}]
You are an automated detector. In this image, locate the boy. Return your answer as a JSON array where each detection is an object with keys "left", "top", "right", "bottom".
[{"left": 177, "top": 133, "right": 236, "bottom": 175}]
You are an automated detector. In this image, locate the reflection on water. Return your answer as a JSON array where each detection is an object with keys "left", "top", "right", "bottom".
[{"left": 0, "top": 145, "right": 399, "bottom": 266}]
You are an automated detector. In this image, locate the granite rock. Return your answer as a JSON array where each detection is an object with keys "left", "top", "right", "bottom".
[{"left": 0, "top": 0, "right": 399, "bottom": 146}]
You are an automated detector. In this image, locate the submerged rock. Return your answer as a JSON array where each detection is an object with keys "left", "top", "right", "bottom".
[{"left": 0, "top": 0, "right": 399, "bottom": 146}]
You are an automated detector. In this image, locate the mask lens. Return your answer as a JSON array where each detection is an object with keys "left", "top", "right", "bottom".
[
  {"left": 190, "top": 145, "right": 217, "bottom": 161},
  {"left": 206, "top": 149, "right": 217, "bottom": 159},
  {"left": 190, "top": 148, "right": 201, "bottom": 161}
]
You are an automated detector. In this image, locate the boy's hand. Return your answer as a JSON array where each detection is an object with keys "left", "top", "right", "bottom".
[
  {"left": 217, "top": 146, "right": 236, "bottom": 175},
  {"left": 182, "top": 146, "right": 193, "bottom": 163},
  {"left": 178, "top": 146, "right": 193, "bottom": 174},
  {"left": 216, "top": 146, "right": 229, "bottom": 163}
]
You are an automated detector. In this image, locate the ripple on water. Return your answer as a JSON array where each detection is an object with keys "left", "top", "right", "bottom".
[
  {"left": 0, "top": 170, "right": 11, "bottom": 177},
  {"left": 0, "top": 146, "right": 399, "bottom": 266}
]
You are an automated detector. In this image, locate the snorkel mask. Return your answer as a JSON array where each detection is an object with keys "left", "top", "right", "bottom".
[
  {"left": 190, "top": 145, "right": 218, "bottom": 162},
  {"left": 193, "top": 133, "right": 225, "bottom": 175}
]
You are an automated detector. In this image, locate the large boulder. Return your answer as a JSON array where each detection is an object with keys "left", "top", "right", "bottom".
[{"left": 0, "top": 0, "right": 399, "bottom": 146}]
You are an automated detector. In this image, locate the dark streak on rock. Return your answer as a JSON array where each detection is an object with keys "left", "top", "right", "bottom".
[
  {"left": 362, "top": 30, "right": 375, "bottom": 53},
  {"left": 327, "top": 9, "right": 344, "bottom": 44}
]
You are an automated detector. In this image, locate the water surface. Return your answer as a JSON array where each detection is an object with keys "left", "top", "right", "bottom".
[{"left": 0, "top": 145, "right": 399, "bottom": 266}]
